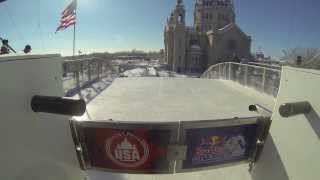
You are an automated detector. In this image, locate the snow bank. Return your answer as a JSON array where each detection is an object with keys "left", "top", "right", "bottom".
[
  {"left": 122, "top": 67, "right": 158, "bottom": 77},
  {"left": 122, "top": 68, "right": 147, "bottom": 77}
]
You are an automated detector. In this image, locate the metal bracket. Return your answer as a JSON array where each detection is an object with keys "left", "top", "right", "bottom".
[
  {"left": 248, "top": 117, "right": 272, "bottom": 172},
  {"left": 249, "top": 104, "right": 272, "bottom": 117},
  {"left": 248, "top": 139, "right": 265, "bottom": 172},
  {"left": 167, "top": 145, "right": 187, "bottom": 160},
  {"left": 69, "top": 119, "right": 88, "bottom": 170}
]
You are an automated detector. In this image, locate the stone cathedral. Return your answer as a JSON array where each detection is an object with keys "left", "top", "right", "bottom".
[{"left": 164, "top": 0, "right": 252, "bottom": 73}]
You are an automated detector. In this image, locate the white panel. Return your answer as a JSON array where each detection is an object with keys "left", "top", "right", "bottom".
[
  {"left": 252, "top": 66, "right": 320, "bottom": 180},
  {"left": 0, "top": 55, "right": 85, "bottom": 180}
]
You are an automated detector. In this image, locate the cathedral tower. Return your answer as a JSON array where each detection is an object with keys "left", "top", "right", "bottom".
[
  {"left": 194, "top": 0, "right": 235, "bottom": 32},
  {"left": 164, "top": 0, "right": 187, "bottom": 72}
]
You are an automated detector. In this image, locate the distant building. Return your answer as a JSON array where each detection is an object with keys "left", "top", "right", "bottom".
[
  {"left": 254, "top": 49, "right": 271, "bottom": 62},
  {"left": 164, "top": 0, "right": 252, "bottom": 73}
]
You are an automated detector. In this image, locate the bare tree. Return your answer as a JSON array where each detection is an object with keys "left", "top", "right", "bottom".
[{"left": 282, "top": 47, "right": 320, "bottom": 69}]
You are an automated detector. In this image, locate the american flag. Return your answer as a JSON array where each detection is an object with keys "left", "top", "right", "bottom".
[{"left": 56, "top": 0, "right": 77, "bottom": 33}]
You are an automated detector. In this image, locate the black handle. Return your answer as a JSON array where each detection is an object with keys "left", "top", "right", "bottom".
[
  {"left": 31, "top": 95, "right": 86, "bottom": 116},
  {"left": 279, "top": 101, "right": 311, "bottom": 118}
]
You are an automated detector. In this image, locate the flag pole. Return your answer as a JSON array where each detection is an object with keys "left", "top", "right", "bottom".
[
  {"left": 73, "top": 23, "right": 76, "bottom": 57},
  {"left": 72, "top": 0, "right": 77, "bottom": 57},
  {"left": 72, "top": 18, "right": 76, "bottom": 56}
]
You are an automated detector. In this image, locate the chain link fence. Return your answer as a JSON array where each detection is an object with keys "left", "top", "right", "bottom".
[{"left": 201, "top": 62, "right": 281, "bottom": 97}]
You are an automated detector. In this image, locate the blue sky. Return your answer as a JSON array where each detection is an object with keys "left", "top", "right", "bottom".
[{"left": 0, "top": 0, "right": 319, "bottom": 57}]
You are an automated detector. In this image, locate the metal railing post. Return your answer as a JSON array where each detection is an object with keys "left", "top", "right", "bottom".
[
  {"left": 224, "top": 63, "right": 228, "bottom": 80},
  {"left": 63, "top": 63, "right": 67, "bottom": 77},
  {"left": 244, "top": 64, "right": 248, "bottom": 86},
  {"left": 222, "top": 64, "right": 224, "bottom": 79},
  {"left": 93, "top": 60, "right": 96, "bottom": 80},
  {"left": 80, "top": 61, "right": 84, "bottom": 77},
  {"left": 262, "top": 68, "right": 266, "bottom": 92},
  {"left": 75, "top": 61, "right": 80, "bottom": 89},
  {"left": 80, "top": 61, "right": 84, "bottom": 83},
  {"left": 229, "top": 63, "right": 232, "bottom": 80},
  {"left": 104, "top": 61, "right": 107, "bottom": 76},
  {"left": 218, "top": 64, "right": 221, "bottom": 78},
  {"left": 88, "top": 61, "right": 92, "bottom": 81},
  {"left": 98, "top": 60, "right": 102, "bottom": 80},
  {"left": 224, "top": 63, "right": 226, "bottom": 79}
]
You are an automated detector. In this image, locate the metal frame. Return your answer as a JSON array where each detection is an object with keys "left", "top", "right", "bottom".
[
  {"left": 70, "top": 117, "right": 271, "bottom": 174},
  {"left": 71, "top": 119, "right": 179, "bottom": 174},
  {"left": 248, "top": 116, "right": 272, "bottom": 171},
  {"left": 249, "top": 104, "right": 273, "bottom": 117},
  {"left": 180, "top": 117, "right": 259, "bottom": 130},
  {"left": 176, "top": 117, "right": 271, "bottom": 173},
  {"left": 69, "top": 119, "right": 87, "bottom": 170}
]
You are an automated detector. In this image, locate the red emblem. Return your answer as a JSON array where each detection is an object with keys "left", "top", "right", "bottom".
[{"left": 105, "top": 132, "right": 149, "bottom": 168}]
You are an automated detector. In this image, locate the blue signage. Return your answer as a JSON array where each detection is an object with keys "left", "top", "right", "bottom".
[{"left": 182, "top": 124, "right": 258, "bottom": 169}]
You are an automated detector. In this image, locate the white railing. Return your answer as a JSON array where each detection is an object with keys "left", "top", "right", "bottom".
[
  {"left": 63, "top": 58, "right": 113, "bottom": 96},
  {"left": 201, "top": 62, "right": 282, "bottom": 97}
]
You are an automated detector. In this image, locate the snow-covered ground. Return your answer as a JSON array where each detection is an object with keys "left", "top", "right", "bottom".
[
  {"left": 120, "top": 67, "right": 201, "bottom": 78},
  {"left": 63, "top": 59, "right": 201, "bottom": 103},
  {"left": 121, "top": 67, "right": 158, "bottom": 77},
  {"left": 116, "top": 59, "right": 201, "bottom": 78},
  {"left": 71, "top": 75, "right": 115, "bottom": 103}
]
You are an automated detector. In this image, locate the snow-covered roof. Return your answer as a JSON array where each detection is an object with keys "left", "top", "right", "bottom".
[
  {"left": 218, "top": 23, "right": 235, "bottom": 31},
  {"left": 215, "top": 23, "right": 251, "bottom": 39}
]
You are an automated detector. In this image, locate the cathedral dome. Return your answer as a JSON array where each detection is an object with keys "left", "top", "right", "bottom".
[{"left": 190, "top": 45, "right": 201, "bottom": 51}]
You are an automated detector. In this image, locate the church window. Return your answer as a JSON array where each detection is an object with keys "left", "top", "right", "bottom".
[
  {"left": 205, "top": 0, "right": 213, "bottom": 6},
  {"left": 178, "top": 14, "right": 183, "bottom": 24},
  {"left": 218, "top": 14, "right": 229, "bottom": 21},
  {"left": 190, "top": 39, "right": 198, "bottom": 45}
]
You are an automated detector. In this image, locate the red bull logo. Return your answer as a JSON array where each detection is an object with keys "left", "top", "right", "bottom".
[{"left": 105, "top": 132, "right": 149, "bottom": 168}]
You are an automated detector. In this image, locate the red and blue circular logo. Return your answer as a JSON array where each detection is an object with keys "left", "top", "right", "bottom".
[{"left": 105, "top": 132, "right": 149, "bottom": 168}]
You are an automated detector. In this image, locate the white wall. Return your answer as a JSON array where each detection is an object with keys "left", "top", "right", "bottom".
[
  {"left": 252, "top": 66, "right": 320, "bottom": 180},
  {"left": 0, "top": 55, "right": 85, "bottom": 180}
]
